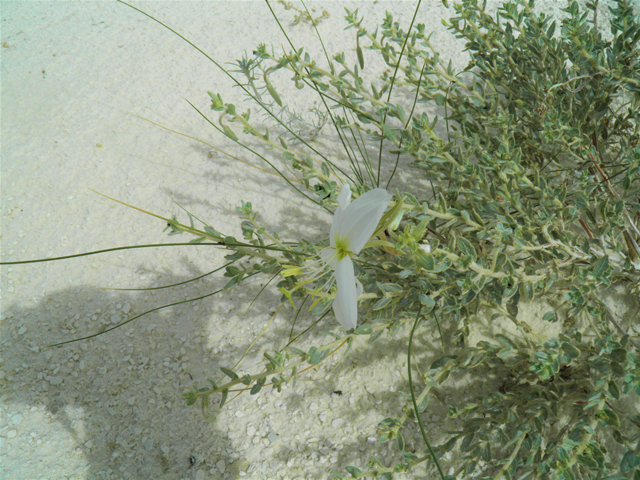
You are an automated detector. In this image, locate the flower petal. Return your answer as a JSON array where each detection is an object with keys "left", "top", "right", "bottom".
[
  {"left": 330, "top": 184, "right": 352, "bottom": 247},
  {"left": 336, "top": 183, "right": 352, "bottom": 210},
  {"left": 334, "top": 188, "right": 392, "bottom": 254},
  {"left": 332, "top": 292, "right": 347, "bottom": 330},
  {"left": 355, "top": 277, "right": 364, "bottom": 298},
  {"left": 333, "top": 257, "right": 358, "bottom": 330}
]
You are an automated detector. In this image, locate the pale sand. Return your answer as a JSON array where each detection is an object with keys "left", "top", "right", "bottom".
[{"left": 1, "top": 2, "right": 635, "bottom": 479}]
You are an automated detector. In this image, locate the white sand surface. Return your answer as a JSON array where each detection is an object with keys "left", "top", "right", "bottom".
[{"left": 1, "top": 2, "right": 635, "bottom": 480}]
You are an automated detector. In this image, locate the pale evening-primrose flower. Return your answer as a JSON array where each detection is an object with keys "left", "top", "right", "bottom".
[{"left": 320, "top": 184, "right": 392, "bottom": 331}]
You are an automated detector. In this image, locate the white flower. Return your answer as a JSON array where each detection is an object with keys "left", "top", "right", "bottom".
[{"left": 321, "top": 184, "right": 392, "bottom": 330}]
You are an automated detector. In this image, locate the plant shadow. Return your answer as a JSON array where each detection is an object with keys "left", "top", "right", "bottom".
[{"left": 1, "top": 253, "right": 300, "bottom": 478}]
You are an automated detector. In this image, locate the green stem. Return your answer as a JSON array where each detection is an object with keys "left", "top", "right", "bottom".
[
  {"left": 492, "top": 433, "right": 527, "bottom": 480},
  {"left": 408, "top": 305, "right": 446, "bottom": 480}
]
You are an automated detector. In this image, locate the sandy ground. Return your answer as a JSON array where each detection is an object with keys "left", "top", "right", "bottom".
[{"left": 1, "top": 1, "right": 636, "bottom": 480}]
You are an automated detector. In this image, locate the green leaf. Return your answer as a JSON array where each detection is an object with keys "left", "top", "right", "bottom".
[
  {"left": 220, "top": 366, "right": 239, "bottom": 380},
  {"left": 224, "top": 236, "right": 238, "bottom": 245},
  {"left": 611, "top": 348, "right": 627, "bottom": 364},
  {"left": 373, "top": 296, "right": 393, "bottom": 311},
  {"left": 432, "top": 258, "right": 452, "bottom": 273},
  {"left": 547, "top": 20, "right": 556, "bottom": 37},
  {"left": 419, "top": 294, "right": 435, "bottom": 309},
  {"left": 608, "top": 379, "right": 620, "bottom": 399},
  {"left": 497, "top": 346, "right": 511, "bottom": 358},
  {"left": 286, "top": 346, "right": 305, "bottom": 356},
  {"left": 561, "top": 342, "right": 580, "bottom": 360},
  {"left": 382, "top": 124, "right": 398, "bottom": 143},
  {"left": 355, "top": 324, "right": 373, "bottom": 335},
  {"left": 612, "top": 430, "right": 625, "bottom": 444},
  {"left": 496, "top": 334, "right": 516, "bottom": 349},
  {"left": 577, "top": 454, "right": 598, "bottom": 470},
  {"left": 441, "top": 436, "right": 457, "bottom": 452},
  {"left": 621, "top": 450, "right": 640, "bottom": 473},
  {"left": 469, "top": 352, "right": 487, "bottom": 368},
  {"left": 507, "top": 289, "right": 520, "bottom": 317},
  {"left": 461, "top": 289, "right": 477, "bottom": 305},
  {"left": 417, "top": 394, "right": 429, "bottom": 412},
  {"left": 378, "top": 282, "right": 404, "bottom": 293},
  {"left": 457, "top": 236, "right": 477, "bottom": 261},
  {"left": 401, "top": 451, "right": 418, "bottom": 463},
  {"left": 222, "top": 125, "right": 238, "bottom": 141},
  {"left": 368, "top": 329, "right": 384, "bottom": 344},
  {"left": 592, "top": 255, "right": 610, "bottom": 279},
  {"left": 250, "top": 377, "right": 266, "bottom": 395},
  {"left": 308, "top": 347, "right": 330, "bottom": 365},
  {"left": 481, "top": 443, "right": 491, "bottom": 462},
  {"left": 207, "top": 91, "right": 224, "bottom": 110},
  {"left": 346, "top": 465, "right": 362, "bottom": 477},
  {"left": 611, "top": 360, "right": 625, "bottom": 376},
  {"left": 356, "top": 37, "right": 364, "bottom": 69},
  {"left": 598, "top": 407, "right": 620, "bottom": 427},
  {"left": 265, "top": 79, "right": 282, "bottom": 107},
  {"left": 204, "top": 226, "right": 222, "bottom": 237},
  {"left": 219, "top": 388, "right": 229, "bottom": 407},
  {"left": 357, "top": 113, "right": 372, "bottom": 124},
  {"left": 460, "top": 433, "right": 475, "bottom": 451},
  {"left": 416, "top": 251, "right": 435, "bottom": 270}
]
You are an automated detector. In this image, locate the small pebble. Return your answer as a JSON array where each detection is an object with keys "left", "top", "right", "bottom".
[
  {"left": 309, "top": 403, "right": 319, "bottom": 411},
  {"left": 217, "top": 459, "right": 226, "bottom": 474},
  {"left": 7, "top": 430, "right": 17, "bottom": 439},
  {"left": 195, "top": 469, "right": 205, "bottom": 480},
  {"left": 268, "top": 433, "right": 277, "bottom": 443},
  {"left": 236, "top": 459, "right": 250, "bottom": 472},
  {"left": 18, "top": 327, "right": 27, "bottom": 335},
  {"left": 11, "top": 414, "right": 23, "bottom": 425},
  {"left": 331, "top": 418, "right": 343, "bottom": 428},
  {"left": 247, "top": 426, "right": 256, "bottom": 437},
  {"left": 49, "top": 377, "right": 62, "bottom": 385}
]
